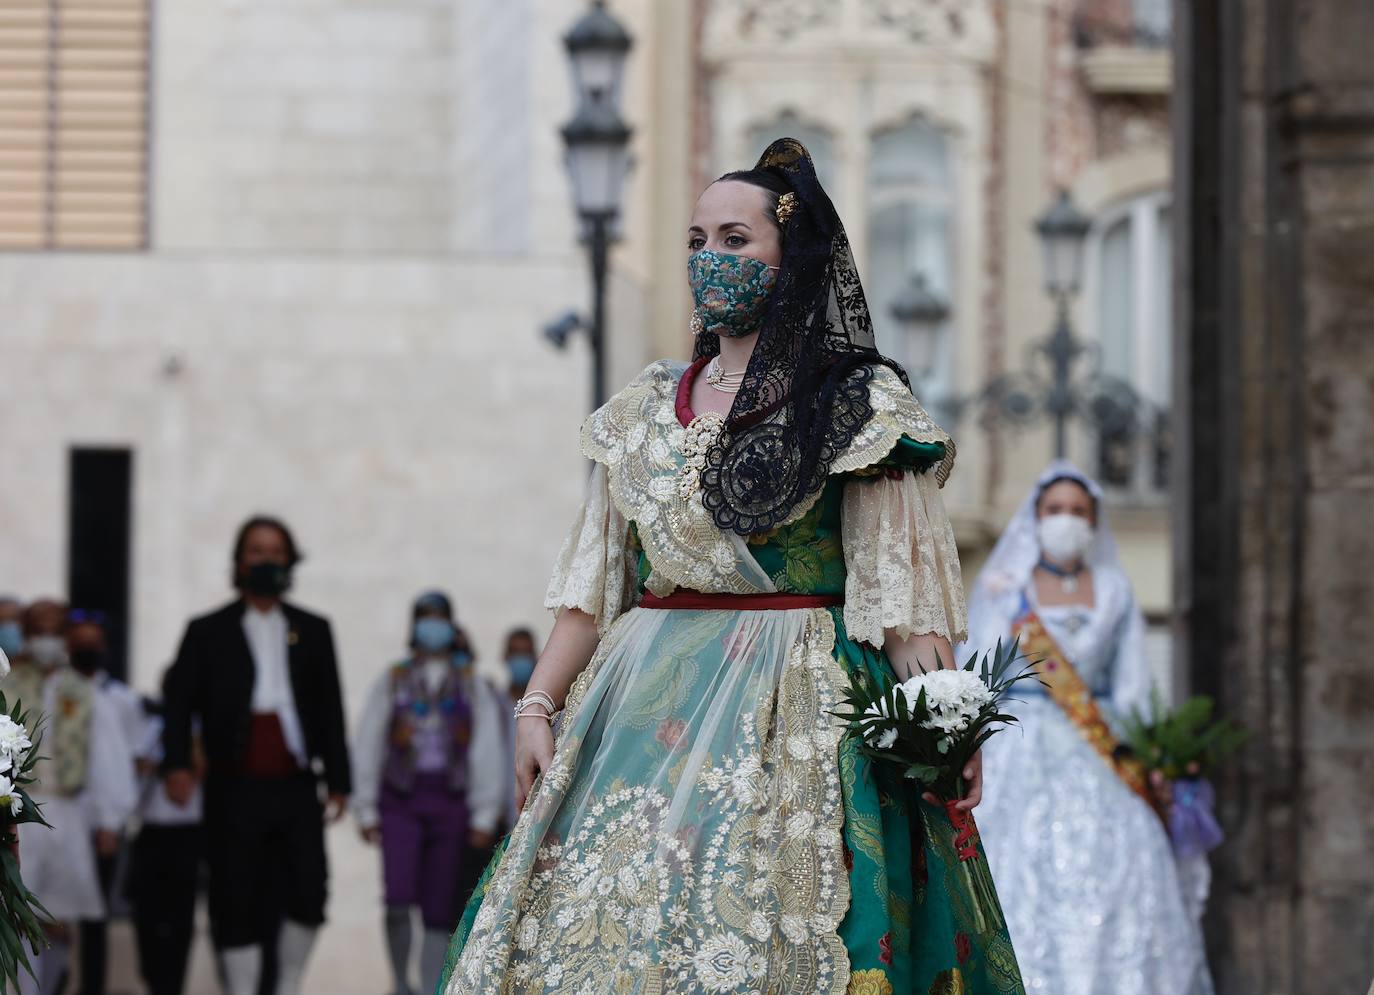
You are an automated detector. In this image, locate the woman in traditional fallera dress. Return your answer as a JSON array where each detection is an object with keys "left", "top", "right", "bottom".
[
  {"left": 439, "top": 140, "right": 1024, "bottom": 995},
  {"left": 961, "top": 462, "right": 1211, "bottom": 995}
]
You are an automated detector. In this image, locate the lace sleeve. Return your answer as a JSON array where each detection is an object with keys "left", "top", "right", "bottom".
[
  {"left": 841, "top": 469, "right": 968, "bottom": 649},
  {"left": 544, "top": 463, "right": 639, "bottom": 635}
]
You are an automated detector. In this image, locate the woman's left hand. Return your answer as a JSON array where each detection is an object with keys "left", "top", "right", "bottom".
[
  {"left": 1148, "top": 768, "right": 1174, "bottom": 809},
  {"left": 923, "top": 749, "right": 983, "bottom": 811}
]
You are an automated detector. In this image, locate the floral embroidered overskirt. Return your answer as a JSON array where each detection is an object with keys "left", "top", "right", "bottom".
[{"left": 439, "top": 606, "right": 1023, "bottom": 995}]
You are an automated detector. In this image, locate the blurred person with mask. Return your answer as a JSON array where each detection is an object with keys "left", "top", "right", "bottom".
[
  {"left": 68, "top": 608, "right": 145, "bottom": 766},
  {"left": 5, "top": 598, "right": 70, "bottom": 706},
  {"left": 449, "top": 625, "right": 531, "bottom": 911},
  {"left": 960, "top": 462, "right": 1210, "bottom": 995},
  {"left": 161, "top": 516, "right": 351, "bottom": 995},
  {"left": 352, "top": 591, "right": 503, "bottom": 995},
  {"left": 130, "top": 666, "right": 205, "bottom": 995},
  {"left": 14, "top": 611, "right": 138, "bottom": 995},
  {"left": 0, "top": 596, "right": 24, "bottom": 664},
  {"left": 494, "top": 627, "right": 537, "bottom": 834},
  {"left": 65, "top": 610, "right": 141, "bottom": 995}
]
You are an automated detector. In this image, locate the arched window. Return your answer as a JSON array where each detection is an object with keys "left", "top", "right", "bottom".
[
  {"left": 746, "top": 112, "right": 836, "bottom": 190},
  {"left": 866, "top": 117, "right": 955, "bottom": 399},
  {"left": 1087, "top": 189, "right": 1171, "bottom": 492}
]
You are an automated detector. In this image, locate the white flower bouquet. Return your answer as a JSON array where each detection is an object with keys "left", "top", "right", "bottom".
[
  {"left": 835, "top": 640, "right": 1033, "bottom": 802},
  {"left": 0, "top": 690, "right": 52, "bottom": 987},
  {"left": 833, "top": 640, "right": 1035, "bottom": 931}
]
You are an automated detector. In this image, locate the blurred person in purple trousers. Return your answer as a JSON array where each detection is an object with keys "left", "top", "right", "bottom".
[{"left": 352, "top": 591, "right": 504, "bottom": 995}]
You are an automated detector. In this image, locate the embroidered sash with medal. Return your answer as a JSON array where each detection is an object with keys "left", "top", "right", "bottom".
[{"left": 1012, "top": 607, "right": 1162, "bottom": 817}]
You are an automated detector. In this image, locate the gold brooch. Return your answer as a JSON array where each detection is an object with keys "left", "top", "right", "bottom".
[
  {"left": 776, "top": 191, "right": 797, "bottom": 225},
  {"left": 677, "top": 411, "right": 726, "bottom": 500}
]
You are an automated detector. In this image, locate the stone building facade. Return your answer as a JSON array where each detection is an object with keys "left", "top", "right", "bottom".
[
  {"left": 647, "top": 0, "right": 1179, "bottom": 660},
  {"left": 1174, "top": 0, "right": 1374, "bottom": 991}
]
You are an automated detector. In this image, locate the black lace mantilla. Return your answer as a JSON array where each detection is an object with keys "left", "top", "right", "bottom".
[{"left": 695, "top": 137, "right": 911, "bottom": 535}]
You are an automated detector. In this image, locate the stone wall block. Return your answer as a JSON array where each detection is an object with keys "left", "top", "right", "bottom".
[
  {"left": 1296, "top": 891, "right": 1374, "bottom": 995},
  {"left": 1302, "top": 360, "right": 1374, "bottom": 484},
  {"left": 1300, "top": 223, "right": 1374, "bottom": 330},
  {"left": 1296, "top": 0, "right": 1374, "bottom": 88}
]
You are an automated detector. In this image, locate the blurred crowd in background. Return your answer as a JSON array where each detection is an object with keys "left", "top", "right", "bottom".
[{"left": 0, "top": 521, "right": 535, "bottom": 995}]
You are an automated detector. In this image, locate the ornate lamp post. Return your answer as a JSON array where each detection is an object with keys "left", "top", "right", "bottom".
[
  {"left": 942, "top": 189, "right": 1155, "bottom": 464},
  {"left": 563, "top": 0, "right": 633, "bottom": 111},
  {"left": 1034, "top": 190, "right": 1093, "bottom": 458},
  {"left": 889, "top": 270, "right": 949, "bottom": 382},
  {"left": 558, "top": 2, "right": 633, "bottom": 411}
]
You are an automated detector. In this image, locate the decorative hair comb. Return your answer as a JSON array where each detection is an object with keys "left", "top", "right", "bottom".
[{"left": 776, "top": 191, "right": 797, "bottom": 225}]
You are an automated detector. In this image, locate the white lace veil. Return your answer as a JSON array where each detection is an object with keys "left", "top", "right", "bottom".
[
  {"left": 969, "top": 460, "right": 1119, "bottom": 611},
  {"left": 962, "top": 460, "right": 1153, "bottom": 717}
]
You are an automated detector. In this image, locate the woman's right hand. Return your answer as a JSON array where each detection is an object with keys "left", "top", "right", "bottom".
[{"left": 514, "top": 717, "right": 555, "bottom": 812}]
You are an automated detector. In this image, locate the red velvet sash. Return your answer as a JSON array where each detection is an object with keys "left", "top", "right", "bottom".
[
  {"left": 219, "top": 713, "right": 301, "bottom": 778},
  {"left": 639, "top": 591, "right": 842, "bottom": 611}
]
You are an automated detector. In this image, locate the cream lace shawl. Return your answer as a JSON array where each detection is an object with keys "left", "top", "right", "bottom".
[{"left": 545, "top": 361, "right": 968, "bottom": 647}]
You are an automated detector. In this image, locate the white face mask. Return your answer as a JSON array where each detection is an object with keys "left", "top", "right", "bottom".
[
  {"left": 26, "top": 634, "right": 67, "bottom": 669},
  {"left": 1037, "top": 514, "right": 1095, "bottom": 563}
]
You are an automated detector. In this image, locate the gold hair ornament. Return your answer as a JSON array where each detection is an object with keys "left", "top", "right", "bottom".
[{"left": 775, "top": 191, "right": 798, "bottom": 226}]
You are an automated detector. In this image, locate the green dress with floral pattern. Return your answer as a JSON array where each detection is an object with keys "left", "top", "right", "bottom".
[{"left": 439, "top": 361, "right": 1023, "bottom": 995}]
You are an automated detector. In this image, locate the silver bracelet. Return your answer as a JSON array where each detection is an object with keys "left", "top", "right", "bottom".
[{"left": 514, "top": 691, "right": 558, "bottom": 722}]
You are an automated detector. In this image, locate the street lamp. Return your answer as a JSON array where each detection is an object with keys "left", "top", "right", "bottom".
[
  {"left": 889, "top": 271, "right": 949, "bottom": 381},
  {"left": 1033, "top": 189, "right": 1092, "bottom": 456},
  {"left": 1035, "top": 188, "right": 1092, "bottom": 300},
  {"left": 557, "top": 1, "right": 633, "bottom": 411},
  {"left": 564, "top": 0, "right": 633, "bottom": 112},
  {"left": 562, "top": 98, "right": 633, "bottom": 222},
  {"left": 938, "top": 189, "right": 1161, "bottom": 471}
]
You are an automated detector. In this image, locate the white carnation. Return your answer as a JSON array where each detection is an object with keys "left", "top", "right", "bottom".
[
  {"left": 0, "top": 774, "right": 20, "bottom": 817},
  {"left": 0, "top": 715, "right": 31, "bottom": 760},
  {"left": 900, "top": 670, "right": 993, "bottom": 735}
]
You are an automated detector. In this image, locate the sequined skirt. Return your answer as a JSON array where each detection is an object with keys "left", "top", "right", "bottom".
[{"left": 976, "top": 697, "right": 1209, "bottom": 995}]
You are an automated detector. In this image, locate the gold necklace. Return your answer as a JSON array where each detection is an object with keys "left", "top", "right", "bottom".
[{"left": 705, "top": 356, "right": 746, "bottom": 393}]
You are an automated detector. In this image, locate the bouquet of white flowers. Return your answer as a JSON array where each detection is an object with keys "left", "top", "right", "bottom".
[
  {"left": 833, "top": 640, "right": 1035, "bottom": 932},
  {"left": 0, "top": 688, "right": 52, "bottom": 987},
  {"left": 836, "top": 640, "right": 1033, "bottom": 801}
]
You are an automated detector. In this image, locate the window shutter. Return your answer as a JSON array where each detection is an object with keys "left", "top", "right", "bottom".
[{"left": 0, "top": 0, "right": 150, "bottom": 250}]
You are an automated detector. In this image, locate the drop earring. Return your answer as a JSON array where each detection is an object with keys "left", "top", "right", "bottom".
[{"left": 690, "top": 308, "right": 705, "bottom": 336}]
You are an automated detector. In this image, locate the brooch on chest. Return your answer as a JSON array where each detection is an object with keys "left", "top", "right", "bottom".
[
  {"left": 677, "top": 411, "right": 725, "bottom": 499},
  {"left": 1058, "top": 612, "right": 1091, "bottom": 635}
]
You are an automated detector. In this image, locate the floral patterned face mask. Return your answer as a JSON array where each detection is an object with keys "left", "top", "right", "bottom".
[{"left": 688, "top": 248, "right": 779, "bottom": 338}]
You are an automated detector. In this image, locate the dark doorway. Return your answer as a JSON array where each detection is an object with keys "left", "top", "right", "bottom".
[{"left": 67, "top": 448, "right": 133, "bottom": 681}]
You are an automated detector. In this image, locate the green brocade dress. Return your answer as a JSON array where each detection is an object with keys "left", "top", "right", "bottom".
[{"left": 441, "top": 362, "right": 1023, "bottom": 995}]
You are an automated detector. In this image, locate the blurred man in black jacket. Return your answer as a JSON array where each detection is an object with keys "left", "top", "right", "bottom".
[{"left": 162, "top": 516, "right": 350, "bottom": 995}]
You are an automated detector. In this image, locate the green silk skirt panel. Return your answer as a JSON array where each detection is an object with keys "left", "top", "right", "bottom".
[{"left": 828, "top": 611, "right": 1024, "bottom": 995}]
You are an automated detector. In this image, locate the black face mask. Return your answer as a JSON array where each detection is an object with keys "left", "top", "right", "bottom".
[
  {"left": 70, "top": 648, "right": 104, "bottom": 676},
  {"left": 241, "top": 562, "right": 292, "bottom": 597}
]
